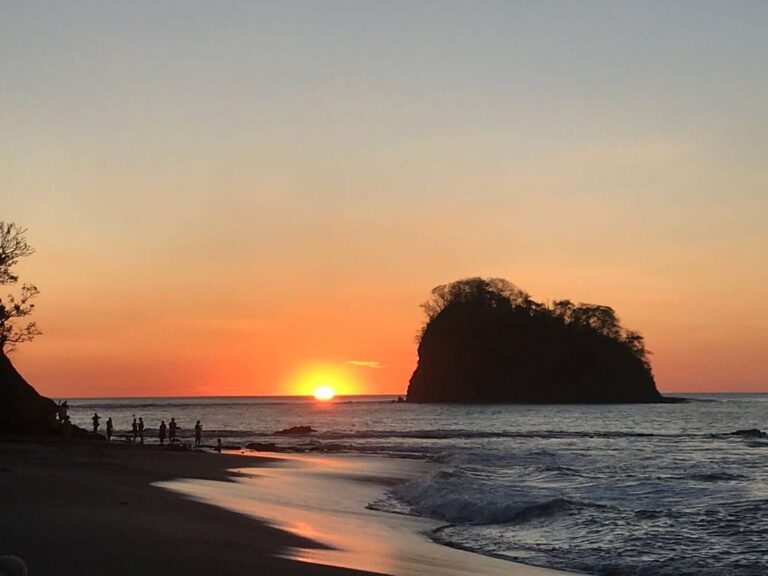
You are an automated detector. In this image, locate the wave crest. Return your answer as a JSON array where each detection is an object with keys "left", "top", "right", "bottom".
[{"left": 388, "top": 468, "right": 600, "bottom": 525}]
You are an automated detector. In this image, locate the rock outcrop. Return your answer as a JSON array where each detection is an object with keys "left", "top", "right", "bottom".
[
  {"left": 0, "top": 353, "right": 57, "bottom": 434},
  {"left": 407, "top": 278, "right": 664, "bottom": 404},
  {"left": 275, "top": 425, "right": 316, "bottom": 435}
]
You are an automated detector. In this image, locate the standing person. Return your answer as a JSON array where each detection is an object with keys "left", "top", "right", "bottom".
[
  {"left": 194, "top": 420, "right": 202, "bottom": 447},
  {"left": 159, "top": 420, "right": 167, "bottom": 445},
  {"left": 138, "top": 417, "right": 145, "bottom": 445},
  {"left": 169, "top": 418, "right": 177, "bottom": 443},
  {"left": 131, "top": 416, "right": 138, "bottom": 444},
  {"left": 92, "top": 412, "right": 100, "bottom": 435},
  {"left": 106, "top": 417, "right": 114, "bottom": 442}
]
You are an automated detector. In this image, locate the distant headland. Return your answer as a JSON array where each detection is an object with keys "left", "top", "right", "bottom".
[{"left": 407, "top": 278, "right": 667, "bottom": 403}]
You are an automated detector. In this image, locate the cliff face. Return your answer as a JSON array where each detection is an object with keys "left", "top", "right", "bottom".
[
  {"left": 407, "top": 298, "right": 662, "bottom": 404},
  {"left": 0, "top": 353, "right": 57, "bottom": 434}
]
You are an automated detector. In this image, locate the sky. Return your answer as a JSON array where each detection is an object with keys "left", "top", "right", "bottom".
[{"left": 1, "top": 1, "right": 767, "bottom": 397}]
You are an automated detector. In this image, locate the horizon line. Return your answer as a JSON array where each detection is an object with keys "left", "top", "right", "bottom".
[{"left": 52, "top": 391, "right": 767, "bottom": 400}]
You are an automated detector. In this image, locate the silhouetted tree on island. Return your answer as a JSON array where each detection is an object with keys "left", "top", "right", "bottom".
[
  {"left": 0, "top": 221, "right": 56, "bottom": 435},
  {"left": 407, "top": 277, "right": 664, "bottom": 403}
]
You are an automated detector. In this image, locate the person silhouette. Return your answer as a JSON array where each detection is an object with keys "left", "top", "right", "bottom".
[
  {"left": 194, "top": 420, "right": 202, "bottom": 447},
  {"left": 92, "top": 412, "right": 100, "bottom": 435},
  {"left": 169, "top": 418, "right": 178, "bottom": 443},
  {"left": 57, "top": 401, "right": 67, "bottom": 422},
  {"left": 159, "top": 420, "right": 167, "bottom": 445},
  {"left": 131, "top": 416, "right": 138, "bottom": 443},
  {"left": 138, "top": 417, "right": 145, "bottom": 445},
  {"left": 106, "top": 417, "right": 114, "bottom": 442}
]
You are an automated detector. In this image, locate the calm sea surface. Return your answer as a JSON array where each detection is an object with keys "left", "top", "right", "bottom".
[{"left": 67, "top": 394, "right": 768, "bottom": 576}]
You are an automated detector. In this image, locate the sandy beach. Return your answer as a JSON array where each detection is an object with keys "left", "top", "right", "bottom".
[
  {"left": 0, "top": 439, "right": 373, "bottom": 576},
  {"left": 159, "top": 452, "right": 574, "bottom": 576},
  {"left": 0, "top": 439, "right": 575, "bottom": 576}
]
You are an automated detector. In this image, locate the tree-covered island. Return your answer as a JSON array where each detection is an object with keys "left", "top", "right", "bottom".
[{"left": 407, "top": 278, "right": 666, "bottom": 403}]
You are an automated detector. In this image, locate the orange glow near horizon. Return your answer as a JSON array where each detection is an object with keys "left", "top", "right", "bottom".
[{"left": 290, "top": 364, "right": 359, "bottom": 398}]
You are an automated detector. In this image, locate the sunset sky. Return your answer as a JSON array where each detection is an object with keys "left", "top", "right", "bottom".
[{"left": 2, "top": 2, "right": 766, "bottom": 397}]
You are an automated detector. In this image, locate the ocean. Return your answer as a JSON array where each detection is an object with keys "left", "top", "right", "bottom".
[{"left": 66, "top": 394, "right": 768, "bottom": 576}]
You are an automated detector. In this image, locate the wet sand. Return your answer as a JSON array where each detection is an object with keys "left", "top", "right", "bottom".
[
  {"left": 0, "top": 439, "right": 374, "bottom": 576},
  {"left": 159, "top": 452, "right": 576, "bottom": 576},
  {"left": 0, "top": 439, "right": 577, "bottom": 576}
]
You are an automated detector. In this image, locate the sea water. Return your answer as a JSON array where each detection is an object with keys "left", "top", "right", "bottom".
[{"left": 67, "top": 394, "right": 768, "bottom": 576}]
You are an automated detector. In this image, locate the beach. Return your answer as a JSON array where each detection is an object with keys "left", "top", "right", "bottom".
[
  {"left": 0, "top": 439, "right": 572, "bottom": 576},
  {"left": 0, "top": 439, "right": 367, "bottom": 576},
  {"left": 158, "top": 451, "right": 573, "bottom": 576}
]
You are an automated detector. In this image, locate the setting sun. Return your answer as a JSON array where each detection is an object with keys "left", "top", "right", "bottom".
[
  {"left": 290, "top": 364, "right": 359, "bottom": 397},
  {"left": 313, "top": 385, "right": 336, "bottom": 401}
]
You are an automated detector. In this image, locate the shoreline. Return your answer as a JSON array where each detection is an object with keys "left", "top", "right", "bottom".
[
  {"left": 1, "top": 438, "right": 578, "bottom": 576},
  {"left": 159, "top": 451, "right": 577, "bottom": 576},
  {"left": 0, "top": 438, "right": 376, "bottom": 576}
]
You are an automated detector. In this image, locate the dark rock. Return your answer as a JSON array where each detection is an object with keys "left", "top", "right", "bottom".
[
  {"left": 274, "top": 425, "right": 315, "bottom": 435},
  {"left": 407, "top": 278, "right": 664, "bottom": 404},
  {"left": 0, "top": 353, "right": 58, "bottom": 435},
  {"left": 69, "top": 425, "right": 99, "bottom": 440},
  {"left": 731, "top": 429, "right": 768, "bottom": 439}
]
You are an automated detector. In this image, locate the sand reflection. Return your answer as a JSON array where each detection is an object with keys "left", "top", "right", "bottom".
[{"left": 157, "top": 453, "right": 570, "bottom": 576}]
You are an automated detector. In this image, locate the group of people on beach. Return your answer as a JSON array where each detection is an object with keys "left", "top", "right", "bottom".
[
  {"left": 56, "top": 400, "right": 210, "bottom": 448},
  {"left": 84, "top": 409, "right": 204, "bottom": 448}
]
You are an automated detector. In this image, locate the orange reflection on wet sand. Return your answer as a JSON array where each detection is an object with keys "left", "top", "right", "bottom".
[{"left": 157, "top": 453, "right": 571, "bottom": 576}]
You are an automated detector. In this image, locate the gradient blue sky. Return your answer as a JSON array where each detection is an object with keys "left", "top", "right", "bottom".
[{"left": 2, "top": 1, "right": 767, "bottom": 396}]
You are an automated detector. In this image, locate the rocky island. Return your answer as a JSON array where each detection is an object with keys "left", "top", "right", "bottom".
[{"left": 407, "top": 278, "right": 665, "bottom": 403}]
